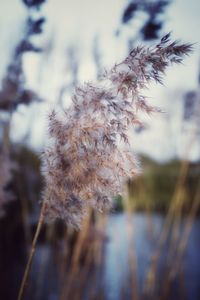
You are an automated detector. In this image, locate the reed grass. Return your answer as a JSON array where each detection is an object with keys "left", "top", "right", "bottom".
[{"left": 17, "top": 35, "right": 192, "bottom": 299}]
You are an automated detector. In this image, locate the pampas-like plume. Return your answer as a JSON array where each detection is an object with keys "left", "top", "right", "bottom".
[{"left": 42, "top": 34, "right": 192, "bottom": 228}]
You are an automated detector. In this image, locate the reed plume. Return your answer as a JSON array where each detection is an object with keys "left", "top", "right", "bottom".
[
  {"left": 41, "top": 33, "right": 192, "bottom": 229},
  {"left": 18, "top": 33, "right": 192, "bottom": 300}
]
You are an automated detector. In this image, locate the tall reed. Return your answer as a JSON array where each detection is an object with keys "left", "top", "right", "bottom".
[{"left": 17, "top": 34, "right": 192, "bottom": 300}]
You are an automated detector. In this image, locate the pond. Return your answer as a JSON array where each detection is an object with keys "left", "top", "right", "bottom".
[{"left": 103, "top": 213, "right": 200, "bottom": 300}]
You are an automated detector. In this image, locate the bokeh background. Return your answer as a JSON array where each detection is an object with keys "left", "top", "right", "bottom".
[{"left": 0, "top": 0, "right": 200, "bottom": 299}]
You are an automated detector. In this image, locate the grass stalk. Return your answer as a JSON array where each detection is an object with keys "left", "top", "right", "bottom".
[{"left": 17, "top": 202, "right": 46, "bottom": 300}]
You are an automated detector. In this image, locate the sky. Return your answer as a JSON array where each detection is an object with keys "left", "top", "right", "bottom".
[{"left": 0, "top": 0, "right": 200, "bottom": 161}]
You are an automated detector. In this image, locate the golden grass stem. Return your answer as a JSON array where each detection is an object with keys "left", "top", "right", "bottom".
[{"left": 17, "top": 202, "right": 46, "bottom": 300}]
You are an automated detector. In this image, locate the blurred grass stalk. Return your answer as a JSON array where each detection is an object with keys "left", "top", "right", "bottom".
[
  {"left": 17, "top": 201, "right": 46, "bottom": 300},
  {"left": 143, "top": 128, "right": 200, "bottom": 298}
]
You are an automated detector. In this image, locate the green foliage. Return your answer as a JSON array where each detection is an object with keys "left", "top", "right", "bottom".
[{"left": 126, "top": 155, "right": 200, "bottom": 213}]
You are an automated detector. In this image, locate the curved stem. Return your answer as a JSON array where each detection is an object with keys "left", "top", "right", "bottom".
[{"left": 17, "top": 202, "right": 46, "bottom": 300}]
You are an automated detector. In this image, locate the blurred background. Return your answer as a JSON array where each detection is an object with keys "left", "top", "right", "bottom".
[{"left": 0, "top": 0, "right": 200, "bottom": 299}]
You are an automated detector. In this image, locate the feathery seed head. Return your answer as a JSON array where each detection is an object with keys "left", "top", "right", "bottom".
[{"left": 41, "top": 34, "right": 192, "bottom": 229}]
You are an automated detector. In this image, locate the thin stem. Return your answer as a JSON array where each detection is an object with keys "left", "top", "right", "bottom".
[{"left": 17, "top": 202, "right": 46, "bottom": 300}]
